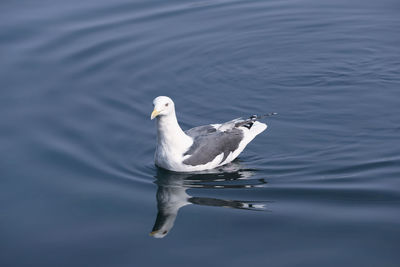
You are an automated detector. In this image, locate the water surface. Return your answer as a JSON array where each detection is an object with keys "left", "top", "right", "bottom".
[{"left": 1, "top": 0, "right": 400, "bottom": 266}]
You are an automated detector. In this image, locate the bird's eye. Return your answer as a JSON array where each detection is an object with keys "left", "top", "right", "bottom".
[{"left": 165, "top": 103, "right": 169, "bottom": 107}]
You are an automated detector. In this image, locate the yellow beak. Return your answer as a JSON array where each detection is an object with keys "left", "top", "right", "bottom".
[{"left": 151, "top": 109, "right": 160, "bottom": 120}]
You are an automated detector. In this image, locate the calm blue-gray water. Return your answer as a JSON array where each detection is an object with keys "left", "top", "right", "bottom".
[{"left": 1, "top": 0, "right": 400, "bottom": 266}]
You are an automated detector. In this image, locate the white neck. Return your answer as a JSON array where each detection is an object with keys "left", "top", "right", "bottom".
[{"left": 156, "top": 111, "right": 193, "bottom": 153}]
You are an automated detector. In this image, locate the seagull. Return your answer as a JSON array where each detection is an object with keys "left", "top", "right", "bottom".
[{"left": 151, "top": 96, "right": 274, "bottom": 172}]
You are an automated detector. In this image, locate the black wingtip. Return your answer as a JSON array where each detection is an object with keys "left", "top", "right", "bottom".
[{"left": 250, "top": 112, "right": 278, "bottom": 120}]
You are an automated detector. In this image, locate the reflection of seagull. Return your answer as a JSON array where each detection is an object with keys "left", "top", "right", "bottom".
[
  {"left": 149, "top": 174, "right": 190, "bottom": 239},
  {"left": 150, "top": 96, "right": 275, "bottom": 172},
  {"left": 150, "top": 163, "right": 268, "bottom": 238}
]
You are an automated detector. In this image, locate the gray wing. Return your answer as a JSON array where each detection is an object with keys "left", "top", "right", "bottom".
[
  {"left": 185, "top": 117, "right": 252, "bottom": 138},
  {"left": 182, "top": 115, "right": 260, "bottom": 166},
  {"left": 182, "top": 128, "right": 244, "bottom": 166},
  {"left": 185, "top": 125, "right": 217, "bottom": 138},
  {"left": 182, "top": 114, "right": 269, "bottom": 166}
]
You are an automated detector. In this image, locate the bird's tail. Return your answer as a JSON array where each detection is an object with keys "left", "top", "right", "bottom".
[{"left": 235, "top": 112, "right": 277, "bottom": 129}]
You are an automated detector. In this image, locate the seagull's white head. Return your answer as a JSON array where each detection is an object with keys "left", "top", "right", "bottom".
[{"left": 151, "top": 96, "right": 175, "bottom": 120}]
